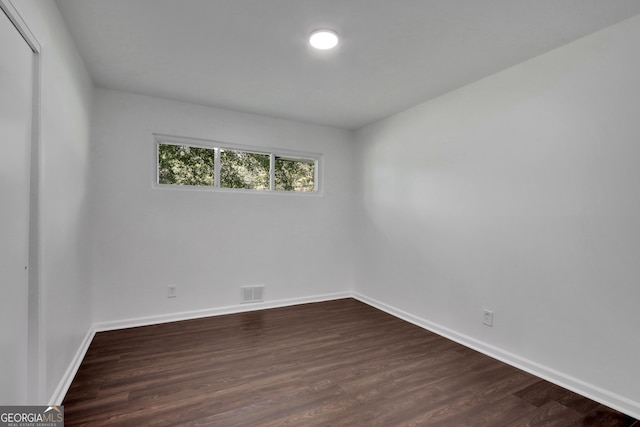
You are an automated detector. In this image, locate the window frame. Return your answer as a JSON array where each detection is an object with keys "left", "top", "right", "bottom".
[{"left": 153, "top": 133, "right": 322, "bottom": 195}]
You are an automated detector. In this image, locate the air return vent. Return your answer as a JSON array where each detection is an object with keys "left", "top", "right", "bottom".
[{"left": 241, "top": 285, "right": 264, "bottom": 303}]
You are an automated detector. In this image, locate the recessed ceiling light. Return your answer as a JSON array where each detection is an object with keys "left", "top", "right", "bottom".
[{"left": 309, "top": 29, "right": 339, "bottom": 50}]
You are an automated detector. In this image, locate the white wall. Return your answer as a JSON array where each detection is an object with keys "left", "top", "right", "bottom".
[
  {"left": 90, "top": 89, "right": 355, "bottom": 325},
  {"left": 355, "top": 15, "right": 640, "bottom": 416},
  {"left": 13, "top": 0, "right": 93, "bottom": 403},
  {"left": 12, "top": 0, "right": 640, "bottom": 415}
]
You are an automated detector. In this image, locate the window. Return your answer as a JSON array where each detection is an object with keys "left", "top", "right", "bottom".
[
  {"left": 158, "top": 144, "right": 215, "bottom": 187},
  {"left": 274, "top": 156, "right": 315, "bottom": 192},
  {"left": 220, "top": 149, "right": 270, "bottom": 190},
  {"left": 155, "top": 135, "right": 320, "bottom": 193}
]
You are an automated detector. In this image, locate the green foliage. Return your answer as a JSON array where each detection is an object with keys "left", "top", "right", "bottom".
[
  {"left": 275, "top": 157, "right": 315, "bottom": 192},
  {"left": 158, "top": 144, "right": 215, "bottom": 186},
  {"left": 158, "top": 143, "right": 316, "bottom": 192},
  {"left": 220, "top": 150, "right": 270, "bottom": 190}
]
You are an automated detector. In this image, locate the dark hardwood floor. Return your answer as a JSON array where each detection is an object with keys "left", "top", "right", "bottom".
[{"left": 63, "top": 298, "right": 637, "bottom": 426}]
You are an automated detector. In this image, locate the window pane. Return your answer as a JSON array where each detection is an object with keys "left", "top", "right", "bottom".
[
  {"left": 158, "top": 144, "right": 215, "bottom": 186},
  {"left": 274, "top": 156, "right": 315, "bottom": 192},
  {"left": 220, "top": 149, "right": 270, "bottom": 190}
]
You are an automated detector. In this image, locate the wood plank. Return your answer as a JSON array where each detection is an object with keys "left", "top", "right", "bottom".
[{"left": 62, "top": 299, "right": 637, "bottom": 426}]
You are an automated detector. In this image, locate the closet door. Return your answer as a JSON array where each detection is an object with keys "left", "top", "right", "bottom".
[{"left": 0, "top": 6, "right": 33, "bottom": 404}]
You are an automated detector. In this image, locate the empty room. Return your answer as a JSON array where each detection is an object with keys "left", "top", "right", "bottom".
[{"left": 1, "top": 0, "right": 640, "bottom": 425}]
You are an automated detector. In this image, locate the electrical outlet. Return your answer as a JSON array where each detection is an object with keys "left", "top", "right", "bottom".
[
  {"left": 483, "top": 309, "right": 494, "bottom": 327},
  {"left": 168, "top": 285, "right": 177, "bottom": 298}
]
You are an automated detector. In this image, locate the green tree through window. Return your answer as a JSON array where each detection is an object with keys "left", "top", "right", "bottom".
[
  {"left": 157, "top": 141, "right": 318, "bottom": 192},
  {"left": 220, "top": 149, "right": 270, "bottom": 190},
  {"left": 158, "top": 144, "right": 215, "bottom": 186},
  {"left": 275, "top": 157, "right": 315, "bottom": 192}
]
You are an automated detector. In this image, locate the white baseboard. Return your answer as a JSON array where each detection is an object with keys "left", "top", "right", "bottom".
[
  {"left": 352, "top": 292, "right": 640, "bottom": 420},
  {"left": 52, "top": 292, "right": 351, "bottom": 403},
  {"left": 49, "top": 327, "right": 95, "bottom": 405},
  {"left": 93, "top": 292, "right": 351, "bottom": 332},
  {"left": 52, "top": 290, "right": 640, "bottom": 420}
]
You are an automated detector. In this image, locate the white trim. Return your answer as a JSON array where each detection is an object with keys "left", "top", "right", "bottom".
[
  {"left": 52, "top": 290, "right": 640, "bottom": 419},
  {"left": 1, "top": 0, "right": 44, "bottom": 405},
  {"left": 52, "top": 292, "right": 348, "bottom": 405},
  {"left": 269, "top": 153, "right": 275, "bottom": 190},
  {"left": 214, "top": 144, "right": 221, "bottom": 188},
  {"left": 352, "top": 292, "right": 640, "bottom": 420},
  {"left": 49, "top": 327, "right": 96, "bottom": 405},
  {"left": 94, "top": 292, "right": 350, "bottom": 332},
  {"left": 0, "top": 0, "right": 41, "bottom": 52},
  {"left": 153, "top": 133, "right": 323, "bottom": 195},
  {"left": 154, "top": 182, "right": 323, "bottom": 197},
  {"left": 155, "top": 133, "right": 322, "bottom": 159},
  {"left": 29, "top": 46, "right": 43, "bottom": 404}
]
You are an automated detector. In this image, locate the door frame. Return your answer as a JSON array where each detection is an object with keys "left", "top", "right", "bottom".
[{"left": 0, "top": 0, "right": 42, "bottom": 404}]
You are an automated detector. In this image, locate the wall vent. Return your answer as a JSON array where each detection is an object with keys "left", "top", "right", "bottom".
[{"left": 241, "top": 285, "right": 264, "bottom": 303}]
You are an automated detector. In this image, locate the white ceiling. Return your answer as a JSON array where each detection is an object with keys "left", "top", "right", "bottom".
[{"left": 55, "top": 0, "right": 640, "bottom": 130}]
